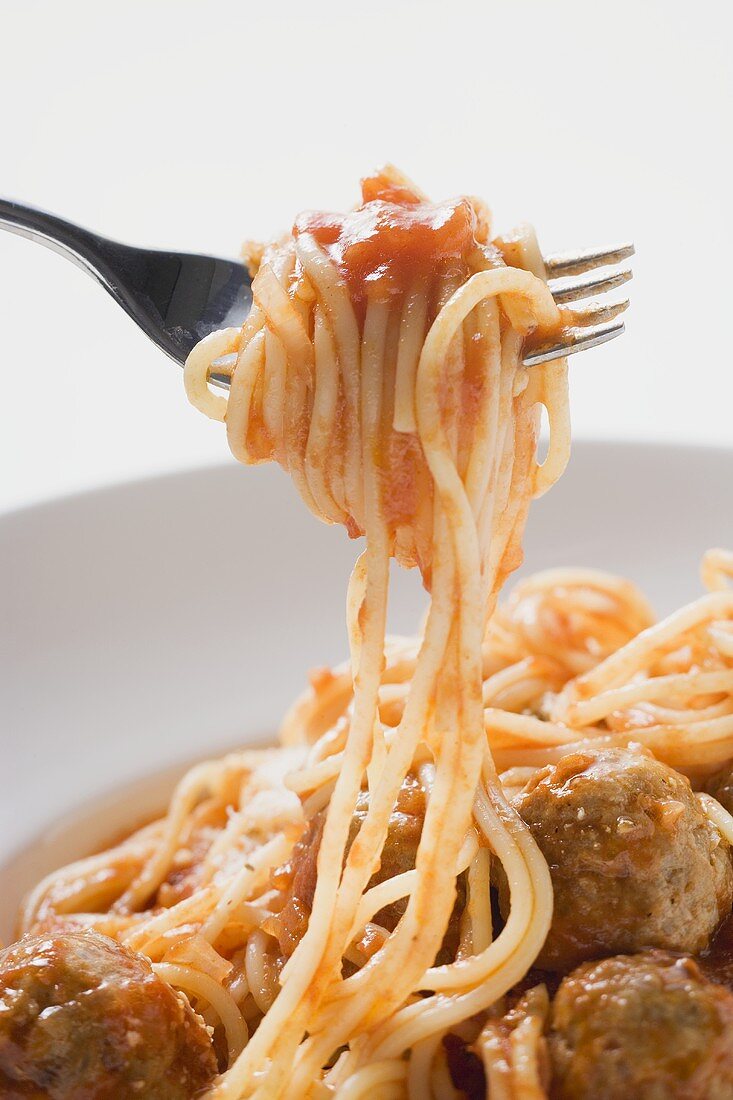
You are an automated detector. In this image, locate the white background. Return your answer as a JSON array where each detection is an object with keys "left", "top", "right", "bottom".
[{"left": 1, "top": 0, "right": 731, "bottom": 513}]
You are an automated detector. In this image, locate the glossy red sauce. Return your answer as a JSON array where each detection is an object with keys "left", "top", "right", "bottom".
[{"left": 294, "top": 171, "right": 478, "bottom": 306}]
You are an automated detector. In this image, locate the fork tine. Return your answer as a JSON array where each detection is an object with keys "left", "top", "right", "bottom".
[
  {"left": 550, "top": 267, "right": 632, "bottom": 304},
  {"left": 544, "top": 243, "right": 635, "bottom": 278},
  {"left": 561, "top": 297, "right": 630, "bottom": 326},
  {"left": 523, "top": 319, "right": 625, "bottom": 367},
  {"left": 209, "top": 350, "right": 237, "bottom": 390}
]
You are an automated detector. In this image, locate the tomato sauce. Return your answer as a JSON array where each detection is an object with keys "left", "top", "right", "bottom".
[{"left": 294, "top": 170, "right": 478, "bottom": 306}]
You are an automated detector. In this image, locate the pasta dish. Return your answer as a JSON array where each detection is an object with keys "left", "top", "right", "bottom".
[{"left": 4, "top": 168, "right": 733, "bottom": 1100}]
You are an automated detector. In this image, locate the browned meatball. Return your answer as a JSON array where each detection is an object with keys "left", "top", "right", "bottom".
[
  {"left": 274, "top": 774, "right": 463, "bottom": 961},
  {"left": 549, "top": 952, "right": 733, "bottom": 1099},
  {"left": 513, "top": 748, "right": 733, "bottom": 970},
  {"left": 0, "top": 930, "right": 217, "bottom": 1099}
]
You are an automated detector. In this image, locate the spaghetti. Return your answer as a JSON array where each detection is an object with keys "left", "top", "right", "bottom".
[{"left": 17, "top": 171, "right": 733, "bottom": 1100}]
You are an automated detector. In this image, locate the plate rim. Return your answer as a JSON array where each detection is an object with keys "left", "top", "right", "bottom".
[{"left": 3, "top": 435, "right": 733, "bottom": 524}]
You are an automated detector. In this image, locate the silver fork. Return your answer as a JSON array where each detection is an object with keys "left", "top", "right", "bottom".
[
  {"left": 526, "top": 244, "right": 633, "bottom": 367},
  {"left": 0, "top": 197, "right": 631, "bottom": 382}
]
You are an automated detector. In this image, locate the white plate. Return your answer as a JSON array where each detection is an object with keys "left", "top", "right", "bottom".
[{"left": 3, "top": 441, "right": 732, "bottom": 938}]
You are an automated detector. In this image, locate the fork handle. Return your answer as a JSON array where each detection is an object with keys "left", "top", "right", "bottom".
[{"left": 0, "top": 197, "right": 114, "bottom": 288}]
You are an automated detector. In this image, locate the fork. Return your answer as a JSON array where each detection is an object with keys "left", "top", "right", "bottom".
[{"left": 0, "top": 197, "right": 632, "bottom": 383}]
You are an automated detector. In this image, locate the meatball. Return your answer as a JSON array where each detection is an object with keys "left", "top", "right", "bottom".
[
  {"left": 513, "top": 747, "right": 733, "bottom": 970},
  {"left": 0, "top": 930, "right": 217, "bottom": 1099},
  {"left": 274, "top": 774, "right": 464, "bottom": 961},
  {"left": 549, "top": 952, "right": 733, "bottom": 1099}
]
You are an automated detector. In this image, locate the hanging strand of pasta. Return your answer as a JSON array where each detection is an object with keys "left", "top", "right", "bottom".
[
  {"left": 179, "top": 173, "right": 574, "bottom": 1096},
  {"left": 277, "top": 261, "right": 556, "bottom": 1086}
]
